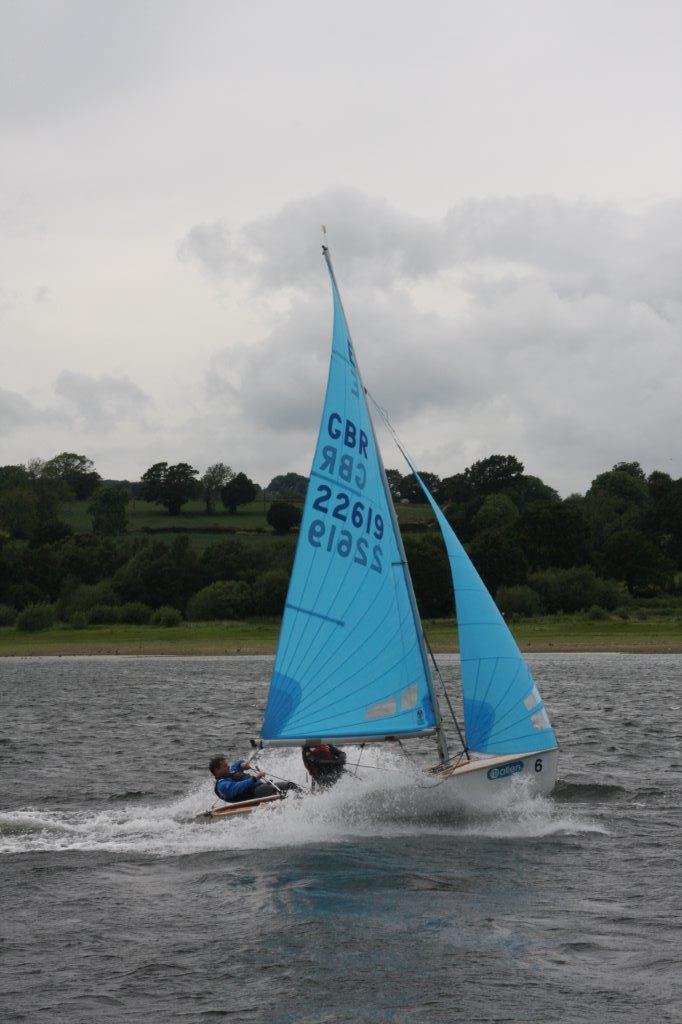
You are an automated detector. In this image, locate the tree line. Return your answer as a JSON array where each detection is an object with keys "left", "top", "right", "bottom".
[{"left": 0, "top": 451, "right": 680, "bottom": 630}]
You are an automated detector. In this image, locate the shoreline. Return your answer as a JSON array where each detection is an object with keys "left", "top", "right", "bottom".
[
  {"left": 1, "top": 617, "right": 680, "bottom": 658},
  {"left": 1, "top": 643, "right": 680, "bottom": 658}
]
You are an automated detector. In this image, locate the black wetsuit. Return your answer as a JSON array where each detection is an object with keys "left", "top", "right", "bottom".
[{"left": 302, "top": 744, "right": 347, "bottom": 788}]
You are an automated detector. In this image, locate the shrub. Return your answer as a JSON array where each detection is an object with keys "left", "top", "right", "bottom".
[
  {"left": 6, "top": 583, "right": 45, "bottom": 611},
  {"left": 528, "top": 566, "right": 626, "bottom": 614},
  {"left": 0, "top": 604, "right": 17, "bottom": 626},
  {"left": 614, "top": 606, "right": 630, "bottom": 620},
  {"left": 118, "top": 602, "right": 152, "bottom": 625},
  {"left": 266, "top": 501, "right": 302, "bottom": 535},
  {"left": 586, "top": 604, "right": 609, "bottom": 621},
  {"left": 251, "top": 570, "right": 290, "bottom": 617},
  {"left": 16, "top": 603, "right": 56, "bottom": 632},
  {"left": 594, "top": 578, "right": 630, "bottom": 612},
  {"left": 59, "top": 580, "right": 119, "bottom": 620},
  {"left": 496, "top": 584, "right": 542, "bottom": 618},
  {"left": 69, "top": 612, "right": 89, "bottom": 630},
  {"left": 187, "top": 581, "right": 252, "bottom": 620},
  {"left": 87, "top": 604, "right": 121, "bottom": 625},
  {"left": 151, "top": 605, "right": 183, "bottom": 627}
]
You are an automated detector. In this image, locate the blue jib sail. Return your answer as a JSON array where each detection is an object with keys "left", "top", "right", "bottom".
[
  {"left": 410, "top": 470, "right": 557, "bottom": 756},
  {"left": 261, "top": 258, "right": 437, "bottom": 744}
]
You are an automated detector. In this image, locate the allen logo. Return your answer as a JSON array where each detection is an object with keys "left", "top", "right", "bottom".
[{"left": 487, "top": 760, "right": 524, "bottom": 781}]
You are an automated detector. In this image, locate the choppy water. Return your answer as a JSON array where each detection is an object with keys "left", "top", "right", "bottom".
[{"left": 1, "top": 654, "right": 680, "bottom": 1024}]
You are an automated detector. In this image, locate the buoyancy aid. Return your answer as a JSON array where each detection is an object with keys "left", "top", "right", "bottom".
[{"left": 213, "top": 761, "right": 258, "bottom": 802}]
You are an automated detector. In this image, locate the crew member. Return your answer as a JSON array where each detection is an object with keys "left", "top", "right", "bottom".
[
  {"left": 209, "top": 755, "right": 297, "bottom": 803},
  {"left": 301, "top": 743, "right": 347, "bottom": 789}
]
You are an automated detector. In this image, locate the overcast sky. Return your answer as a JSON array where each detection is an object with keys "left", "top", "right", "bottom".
[{"left": 2, "top": 0, "right": 680, "bottom": 495}]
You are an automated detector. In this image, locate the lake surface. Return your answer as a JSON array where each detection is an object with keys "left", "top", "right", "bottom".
[{"left": 1, "top": 654, "right": 680, "bottom": 1023}]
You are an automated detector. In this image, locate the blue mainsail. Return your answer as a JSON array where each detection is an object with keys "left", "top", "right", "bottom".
[
  {"left": 261, "top": 254, "right": 438, "bottom": 744},
  {"left": 409, "top": 469, "right": 557, "bottom": 756}
]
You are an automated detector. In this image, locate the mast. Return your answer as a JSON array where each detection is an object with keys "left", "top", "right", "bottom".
[{"left": 322, "top": 244, "right": 450, "bottom": 763}]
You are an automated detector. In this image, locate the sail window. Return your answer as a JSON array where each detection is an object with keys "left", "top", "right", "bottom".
[
  {"left": 400, "top": 684, "right": 418, "bottom": 711},
  {"left": 524, "top": 685, "right": 542, "bottom": 711},
  {"left": 531, "top": 708, "right": 551, "bottom": 730},
  {"left": 366, "top": 698, "right": 398, "bottom": 720}
]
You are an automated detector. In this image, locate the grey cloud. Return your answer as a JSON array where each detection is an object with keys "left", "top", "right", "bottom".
[
  {"left": 180, "top": 190, "right": 682, "bottom": 315},
  {"left": 177, "top": 222, "right": 236, "bottom": 280},
  {"left": 178, "top": 188, "right": 440, "bottom": 288},
  {"left": 188, "top": 190, "right": 681, "bottom": 494},
  {"left": 0, "top": 387, "right": 65, "bottom": 436},
  {"left": 54, "top": 372, "right": 152, "bottom": 429}
]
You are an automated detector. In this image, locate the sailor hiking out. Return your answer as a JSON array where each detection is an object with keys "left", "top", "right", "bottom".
[{"left": 209, "top": 755, "right": 298, "bottom": 803}]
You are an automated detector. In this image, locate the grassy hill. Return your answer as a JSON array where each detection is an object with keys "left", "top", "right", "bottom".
[{"left": 60, "top": 495, "right": 439, "bottom": 550}]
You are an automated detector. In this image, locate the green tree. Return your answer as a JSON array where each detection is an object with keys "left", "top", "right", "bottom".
[
  {"left": 463, "top": 455, "right": 524, "bottom": 496},
  {"left": 598, "top": 529, "right": 675, "bottom": 594},
  {"left": 440, "top": 471, "right": 470, "bottom": 505},
  {"left": 42, "top": 452, "right": 101, "bottom": 499},
  {"left": 221, "top": 472, "right": 257, "bottom": 514},
  {"left": 403, "top": 534, "right": 452, "bottom": 618},
  {"left": 201, "top": 463, "right": 234, "bottom": 514},
  {"left": 188, "top": 580, "right": 252, "bottom": 620},
  {"left": 584, "top": 467, "right": 650, "bottom": 545},
  {"left": 646, "top": 474, "right": 682, "bottom": 567},
  {"left": 400, "top": 472, "right": 441, "bottom": 504},
  {"left": 0, "top": 465, "right": 31, "bottom": 489},
  {"left": 514, "top": 500, "right": 589, "bottom": 570},
  {"left": 200, "top": 538, "right": 249, "bottom": 583},
  {"left": 139, "top": 462, "right": 200, "bottom": 515},
  {"left": 251, "top": 569, "right": 290, "bottom": 616},
  {"left": 612, "top": 461, "right": 646, "bottom": 480},
  {"left": 510, "top": 474, "right": 560, "bottom": 508},
  {"left": 496, "top": 585, "right": 542, "bottom": 618},
  {"left": 472, "top": 493, "right": 519, "bottom": 534},
  {"left": 113, "top": 538, "right": 200, "bottom": 609},
  {"left": 466, "top": 531, "right": 528, "bottom": 594},
  {"left": 88, "top": 486, "right": 130, "bottom": 536},
  {"left": 267, "top": 472, "right": 308, "bottom": 499},
  {"left": 0, "top": 486, "right": 39, "bottom": 539},
  {"left": 384, "top": 470, "right": 404, "bottom": 502},
  {"left": 647, "top": 470, "right": 673, "bottom": 504},
  {"left": 266, "top": 501, "right": 302, "bottom": 534},
  {"left": 528, "top": 567, "right": 627, "bottom": 613}
]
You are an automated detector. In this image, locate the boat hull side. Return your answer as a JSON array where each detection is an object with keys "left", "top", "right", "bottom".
[
  {"left": 425, "top": 747, "right": 558, "bottom": 808},
  {"left": 205, "top": 794, "right": 284, "bottom": 818}
]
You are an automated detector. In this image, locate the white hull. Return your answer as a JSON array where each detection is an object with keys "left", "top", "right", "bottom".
[{"left": 424, "top": 747, "right": 558, "bottom": 809}]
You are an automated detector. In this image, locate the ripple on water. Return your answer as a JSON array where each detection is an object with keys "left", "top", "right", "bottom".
[{"left": 1, "top": 652, "right": 680, "bottom": 1024}]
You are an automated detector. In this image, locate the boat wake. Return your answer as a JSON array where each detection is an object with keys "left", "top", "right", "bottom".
[{"left": 0, "top": 749, "right": 606, "bottom": 857}]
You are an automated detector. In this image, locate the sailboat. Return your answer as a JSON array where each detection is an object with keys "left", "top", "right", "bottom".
[{"left": 257, "top": 245, "right": 558, "bottom": 807}]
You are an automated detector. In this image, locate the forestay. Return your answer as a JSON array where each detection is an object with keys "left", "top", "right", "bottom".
[
  {"left": 261, "top": 256, "right": 437, "bottom": 744},
  {"left": 411, "top": 470, "right": 557, "bottom": 756}
]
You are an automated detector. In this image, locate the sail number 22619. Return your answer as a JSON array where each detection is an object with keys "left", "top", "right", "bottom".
[
  {"left": 307, "top": 484, "right": 384, "bottom": 573},
  {"left": 308, "top": 519, "right": 383, "bottom": 573}
]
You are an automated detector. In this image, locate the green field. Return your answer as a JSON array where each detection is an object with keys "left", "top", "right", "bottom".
[
  {"left": 60, "top": 495, "right": 437, "bottom": 547},
  {"left": 1, "top": 613, "right": 679, "bottom": 657}
]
